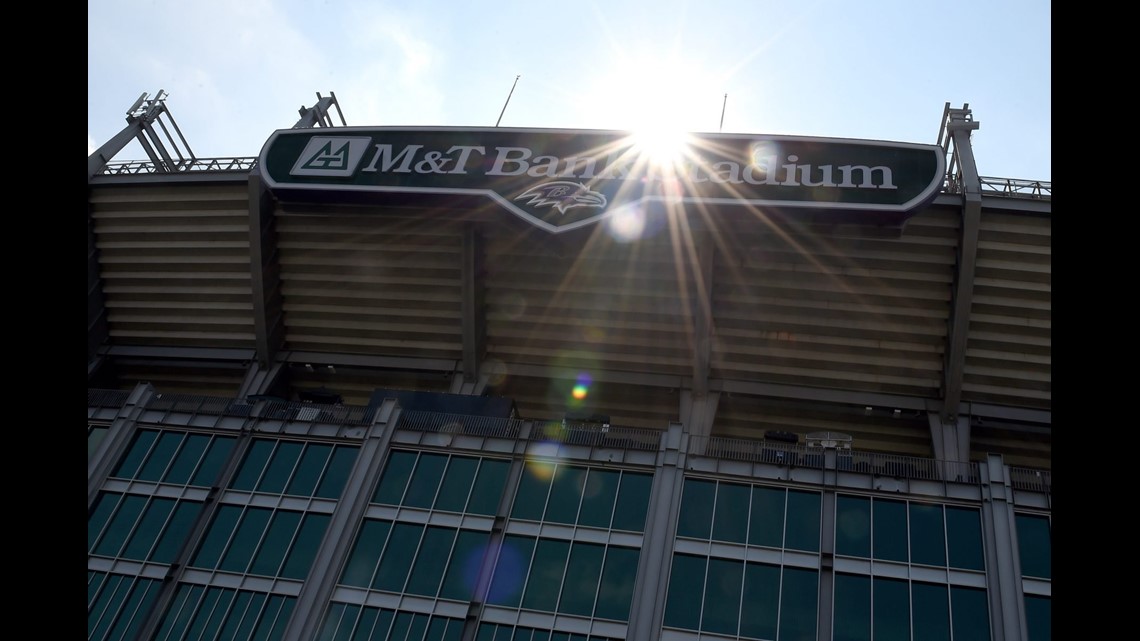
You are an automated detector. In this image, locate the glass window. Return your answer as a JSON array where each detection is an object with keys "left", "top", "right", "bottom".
[
  {"left": 545, "top": 466, "right": 588, "bottom": 524},
  {"left": 748, "top": 485, "right": 786, "bottom": 548},
  {"left": 523, "top": 538, "right": 570, "bottom": 611},
  {"left": 258, "top": 440, "right": 303, "bottom": 494},
  {"left": 909, "top": 503, "right": 946, "bottom": 567},
  {"left": 372, "top": 450, "right": 417, "bottom": 505},
  {"left": 316, "top": 445, "right": 359, "bottom": 500},
  {"left": 676, "top": 478, "right": 715, "bottom": 539},
  {"left": 740, "top": 561, "right": 780, "bottom": 640},
  {"left": 250, "top": 510, "right": 302, "bottom": 576},
  {"left": 488, "top": 534, "right": 536, "bottom": 607},
  {"left": 611, "top": 471, "right": 652, "bottom": 532},
  {"left": 407, "top": 526, "right": 458, "bottom": 596},
  {"left": 281, "top": 512, "right": 330, "bottom": 580},
  {"left": 577, "top": 469, "right": 619, "bottom": 529},
  {"left": 121, "top": 497, "right": 175, "bottom": 561},
  {"left": 138, "top": 431, "right": 182, "bottom": 481},
  {"left": 151, "top": 500, "right": 203, "bottom": 564},
  {"left": 945, "top": 507, "right": 984, "bottom": 571},
  {"left": 785, "top": 490, "right": 821, "bottom": 552},
  {"left": 512, "top": 467, "right": 554, "bottom": 521},
  {"left": 702, "top": 557, "right": 743, "bottom": 635},
  {"left": 873, "top": 577, "right": 909, "bottom": 641},
  {"left": 190, "top": 435, "right": 237, "bottom": 487},
  {"left": 834, "top": 573, "right": 871, "bottom": 641},
  {"left": 950, "top": 586, "right": 990, "bottom": 641},
  {"left": 112, "top": 429, "right": 158, "bottom": 479},
  {"left": 1025, "top": 595, "right": 1051, "bottom": 641},
  {"left": 559, "top": 542, "right": 604, "bottom": 616},
  {"left": 93, "top": 494, "right": 147, "bottom": 558},
  {"left": 220, "top": 507, "right": 272, "bottom": 573},
  {"left": 164, "top": 433, "right": 209, "bottom": 485},
  {"left": 595, "top": 545, "right": 639, "bottom": 622},
  {"left": 911, "top": 582, "right": 949, "bottom": 641},
  {"left": 191, "top": 504, "right": 242, "bottom": 570},
  {"left": 404, "top": 453, "right": 448, "bottom": 509},
  {"left": 836, "top": 495, "right": 871, "bottom": 558},
  {"left": 341, "top": 519, "right": 392, "bottom": 588},
  {"left": 873, "top": 500, "right": 908, "bottom": 563},
  {"left": 440, "top": 530, "right": 492, "bottom": 602},
  {"left": 664, "top": 553, "right": 706, "bottom": 630},
  {"left": 286, "top": 443, "right": 332, "bottom": 497},
  {"left": 712, "top": 482, "right": 750, "bottom": 544},
  {"left": 468, "top": 458, "right": 510, "bottom": 516},
  {"left": 780, "top": 567, "right": 818, "bottom": 641},
  {"left": 1015, "top": 514, "right": 1051, "bottom": 579},
  {"left": 230, "top": 440, "right": 275, "bottom": 491},
  {"left": 435, "top": 456, "right": 479, "bottom": 513},
  {"left": 374, "top": 522, "right": 423, "bottom": 592}
]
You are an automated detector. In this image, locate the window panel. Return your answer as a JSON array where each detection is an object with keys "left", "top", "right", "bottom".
[
  {"left": 351, "top": 606, "right": 380, "bottom": 641},
  {"left": 220, "top": 507, "right": 272, "bottom": 573},
  {"left": 523, "top": 538, "right": 570, "bottom": 611},
  {"left": 191, "top": 504, "right": 242, "bottom": 569},
  {"left": 740, "top": 561, "right": 780, "bottom": 640},
  {"left": 287, "top": 443, "right": 333, "bottom": 497},
  {"left": 435, "top": 456, "right": 479, "bottom": 513},
  {"left": 945, "top": 507, "right": 984, "bottom": 571},
  {"left": 316, "top": 445, "right": 359, "bottom": 499},
  {"left": 440, "top": 529, "right": 492, "bottom": 601},
  {"left": 389, "top": 611, "right": 413, "bottom": 641},
  {"left": 595, "top": 545, "right": 639, "bottom": 621},
  {"left": 1015, "top": 514, "right": 1051, "bottom": 579},
  {"left": 259, "top": 441, "right": 304, "bottom": 494},
  {"left": 151, "top": 500, "right": 203, "bottom": 564},
  {"left": 909, "top": 503, "right": 946, "bottom": 567},
  {"left": 950, "top": 586, "right": 990, "bottom": 641},
  {"left": 610, "top": 471, "right": 652, "bottom": 532},
  {"left": 94, "top": 493, "right": 147, "bottom": 557},
  {"left": 250, "top": 510, "right": 302, "bottom": 576},
  {"left": 677, "top": 478, "right": 715, "bottom": 539},
  {"left": 231, "top": 440, "right": 275, "bottom": 491},
  {"left": 405, "top": 453, "right": 448, "bottom": 509},
  {"left": 702, "top": 557, "right": 743, "bottom": 635},
  {"left": 406, "top": 612, "right": 429, "bottom": 641},
  {"left": 785, "top": 490, "right": 821, "bottom": 553},
  {"left": 833, "top": 573, "right": 871, "bottom": 641},
  {"left": 282, "top": 512, "right": 331, "bottom": 579},
  {"left": 138, "top": 431, "right": 182, "bottom": 482},
  {"left": 577, "top": 469, "right": 619, "bottom": 529},
  {"left": 836, "top": 495, "right": 871, "bottom": 558},
  {"left": 665, "top": 552, "right": 706, "bottom": 625},
  {"left": 873, "top": 577, "right": 909, "bottom": 641},
  {"left": 112, "top": 429, "right": 158, "bottom": 479},
  {"left": 190, "top": 436, "right": 237, "bottom": 487},
  {"left": 217, "top": 590, "right": 256, "bottom": 641},
  {"left": 374, "top": 522, "right": 424, "bottom": 592},
  {"left": 1025, "top": 595, "right": 1051, "bottom": 641},
  {"left": 373, "top": 450, "right": 417, "bottom": 505},
  {"left": 544, "top": 466, "right": 587, "bottom": 524},
  {"left": 911, "top": 582, "right": 949, "bottom": 641},
  {"left": 164, "top": 433, "right": 209, "bottom": 485},
  {"left": 342, "top": 519, "right": 392, "bottom": 587},
  {"left": 89, "top": 492, "right": 123, "bottom": 551},
  {"left": 488, "top": 535, "right": 537, "bottom": 607},
  {"left": 748, "top": 485, "right": 787, "bottom": 548},
  {"left": 558, "top": 542, "right": 604, "bottom": 616},
  {"left": 873, "top": 500, "right": 908, "bottom": 563},
  {"left": 407, "top": 526, "right": 459, "bottom": 596},
  {"left": 468, "top": 458, "right": 510, "bottom": 516},
  {"left": 779, "top": 567, "right": 818, "bottom": 641},
  {"left": 712, "top": 482, "right": 750, "bottom": 544},
  {"left": 122, "top": 497, "right": 176, "bottom": 561},
  {"left": 512, "top": 467, "right": 554, "bottom": 521}
]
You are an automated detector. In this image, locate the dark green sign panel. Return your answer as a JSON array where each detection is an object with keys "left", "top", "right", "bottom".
[{"left": 259, "top": 127, "right": 946, "bottom": 233}]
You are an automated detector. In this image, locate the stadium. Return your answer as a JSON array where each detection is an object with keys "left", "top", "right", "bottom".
[{"left": 88, "top": 91, "right": 1051, "bottom": 641}]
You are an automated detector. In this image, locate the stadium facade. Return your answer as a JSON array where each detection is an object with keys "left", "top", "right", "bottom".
[{"left": 88, "top": 93, "right": 1051, "bottom": 641}]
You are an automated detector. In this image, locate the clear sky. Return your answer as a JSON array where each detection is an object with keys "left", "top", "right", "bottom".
[{"left": 88, "top": 0, "right": 1051, "bottom": 182}]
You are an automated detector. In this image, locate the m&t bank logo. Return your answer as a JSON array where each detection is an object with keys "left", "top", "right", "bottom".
[{"left": 290, "top": 136, "right": 372, "bottom": 177}]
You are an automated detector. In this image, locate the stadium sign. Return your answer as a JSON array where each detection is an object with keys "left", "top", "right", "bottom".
[{"left": 259, "top": 127, "right": 946, "bottom": 233}]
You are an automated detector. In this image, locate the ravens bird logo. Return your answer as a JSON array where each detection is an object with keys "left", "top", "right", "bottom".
[{"left": 514, "top": 181, "right": 607, "bottom": 215}]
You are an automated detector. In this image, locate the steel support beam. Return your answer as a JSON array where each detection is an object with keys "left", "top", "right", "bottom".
[
  {"left": 461, "top": 222, "right": 486, "bottom": 383},
  {"left": 249, "top": 168, "right": 286, "bottom": 368}
]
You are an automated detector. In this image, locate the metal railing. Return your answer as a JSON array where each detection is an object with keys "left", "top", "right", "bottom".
[
  {"left": 397, "top": 410, "right": 524, "bottom": 440},
  {"left": 1008, "top": 466, "right": 1051, "bottom": 493},
  {"left": 944, "top": 173, "right": 1051, "bottom": 200},
  {"left": 88, "top": 389, "right": 131, "bottom": 409},
  {"left": 529, "top": 421, "right": 663, "bottom": 452}
]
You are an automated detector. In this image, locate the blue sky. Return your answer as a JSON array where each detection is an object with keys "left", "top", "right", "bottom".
[{"left": 88, "top": 0, "right": 1050, "bottom": 182}]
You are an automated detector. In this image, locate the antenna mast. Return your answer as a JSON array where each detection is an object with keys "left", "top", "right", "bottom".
[
  {"left": 719, "top": 93, "right": 728, "bottom": 132},
  {"left": 496, "top": 75, "right": 521, "bottom": 127}
]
